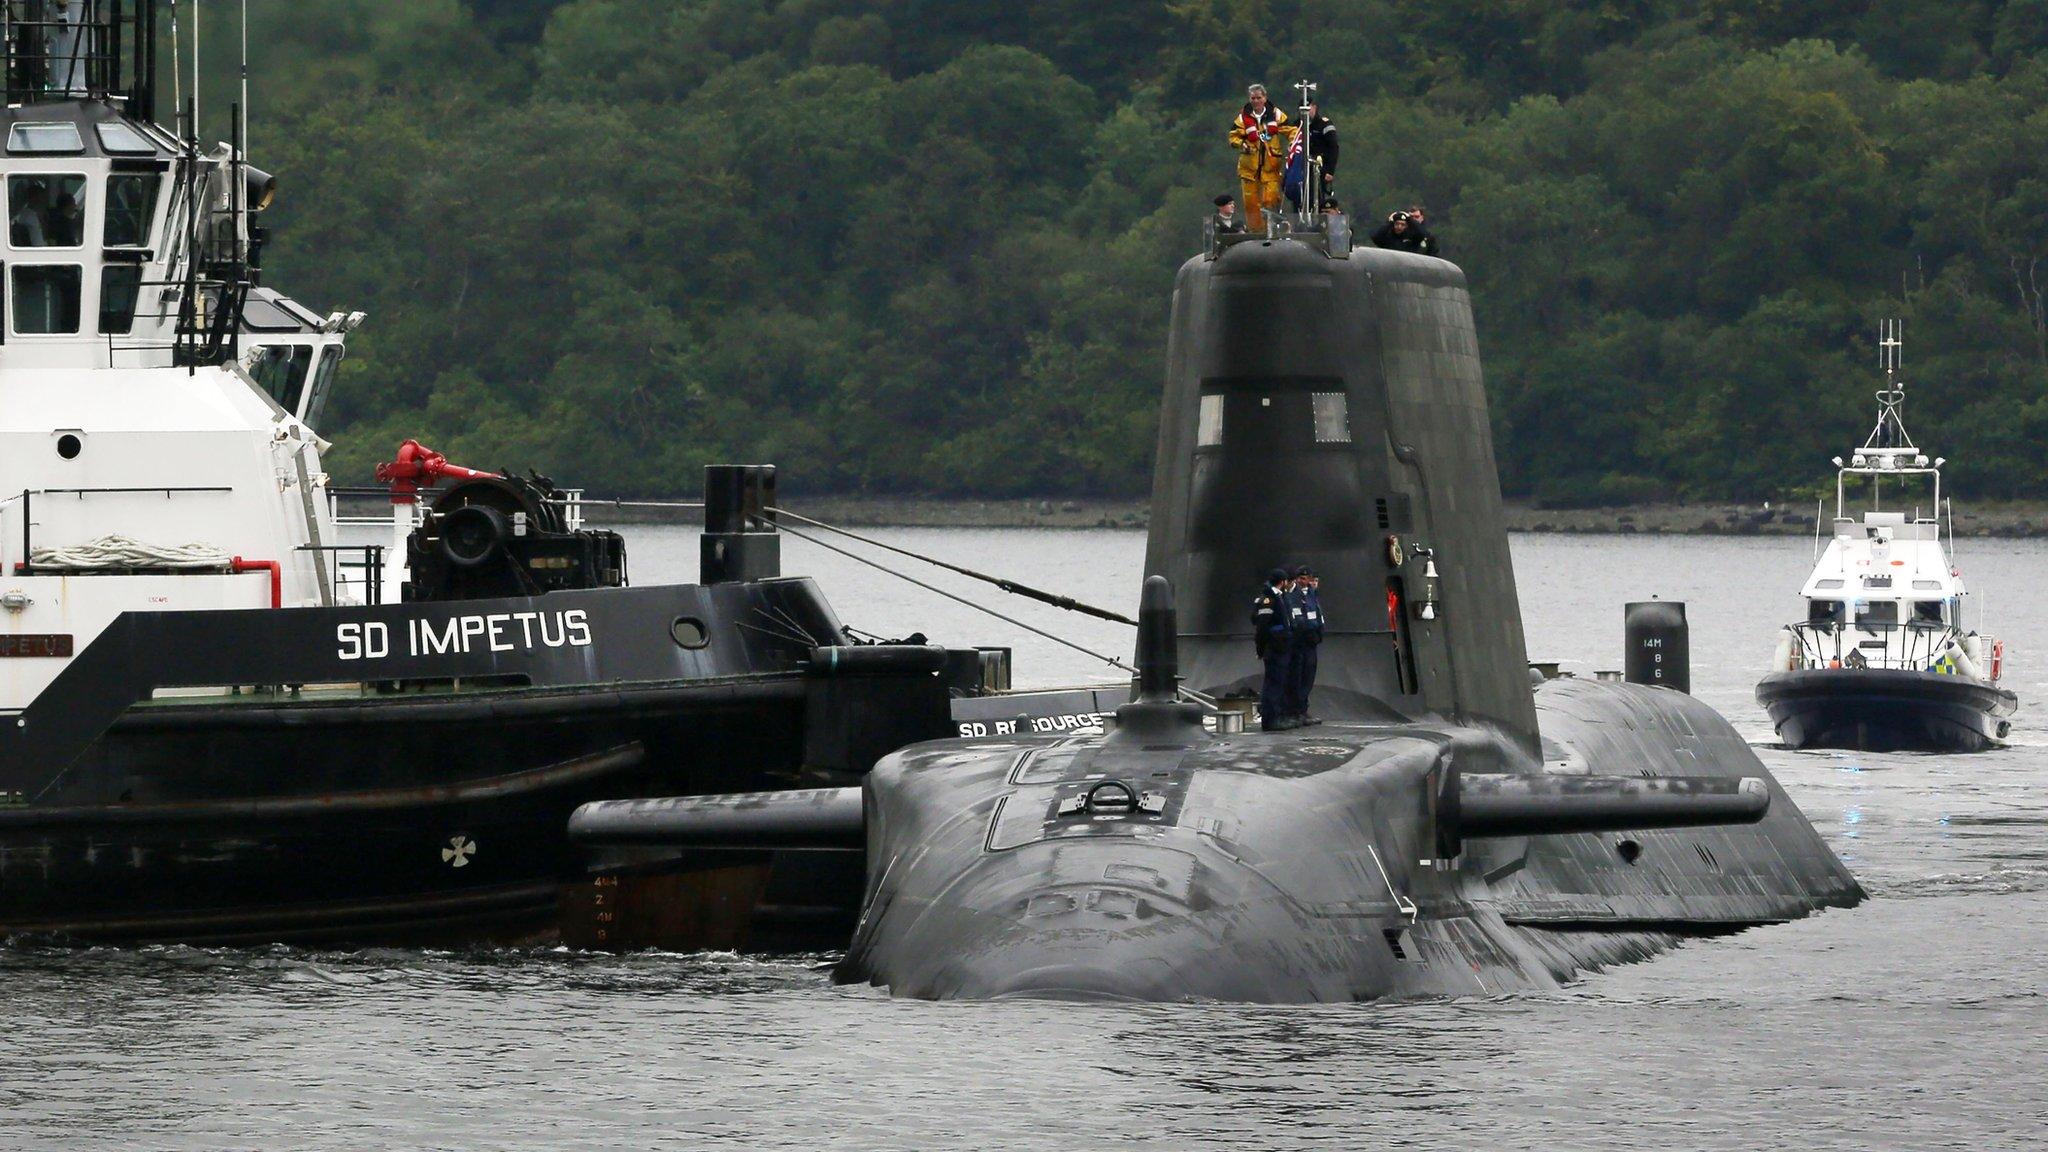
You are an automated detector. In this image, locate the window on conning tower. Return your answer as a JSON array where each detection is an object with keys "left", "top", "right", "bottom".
[
  {"left": 1197, "top": 393, "right": 1224, "bottom": 446},
  {"left": 1312, "top": 392, "right": 1351, "bottom": 443}
]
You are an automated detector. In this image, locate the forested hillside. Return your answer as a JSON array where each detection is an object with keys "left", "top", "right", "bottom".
[{"left": 220, "top": 1, "right": 2048, "bottom": 503}]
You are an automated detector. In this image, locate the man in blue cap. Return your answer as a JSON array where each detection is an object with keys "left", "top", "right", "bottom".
[
  {"left": 1251, "top": 567, "right": 1297, "bottom": 730},
  {"left": 1286, "top": 565, "right": 1324, "bottom": 725}
]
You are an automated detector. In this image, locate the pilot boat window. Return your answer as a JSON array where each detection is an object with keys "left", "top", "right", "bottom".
[
  {"left": 9, "top": 174, "right": 87, "bottom": 248},
  {"left": 1911, "top": 600, "right": 1944, "bottom": 625},
  {"left": 249, "top": 345, "right": 314, "bottom": 410},
  {"left": 1312, "top": 392, "right": 1351, "bottom": 443},
  {"left": 94, "top": 122, "right": 157, "bottom": 155},
  {"left": 1814, "top": 578, "right": 1844, "bottom": 589},
  {"left": 1807, "top": 599, "right": 1844, "bottom": 625},
  {"left": 1855, "top": 600, "right": 1898, "bottom": 628},
  {"left": 1197, "top": 393, "right": 1224, "bottom": 446},
  {"left": 1911, "top": 579, "right": 1943, "bottom": 590},
  {"left": 104, "top": 174, "right": 161, "bottom": 248},
  {"left": 97, "top": 265, "right": 141, "bottom": 334},
  {"left": 6, "top": 123, "right": 84, "bottom": 154}
]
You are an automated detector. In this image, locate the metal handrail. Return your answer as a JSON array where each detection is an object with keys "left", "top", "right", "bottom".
[
  {"left": 1786, "top": 619, "right": 1959, "bottom": 671},
  {"left": 297, "top": 543, "right": 385, "bottom": 606}
]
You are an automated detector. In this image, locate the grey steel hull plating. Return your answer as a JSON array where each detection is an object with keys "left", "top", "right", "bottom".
[{"left": 840, "top": 680, "right": 1864, "bottom": 1003}]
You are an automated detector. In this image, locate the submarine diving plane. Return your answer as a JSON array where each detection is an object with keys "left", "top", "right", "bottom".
[{"left": 573, "top": 134, "right": 1865, "bottom": 1002}]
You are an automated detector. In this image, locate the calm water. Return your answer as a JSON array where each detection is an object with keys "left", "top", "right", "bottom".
[{"left": 4, "top": 527, "right": 2043, "bottom": 1150}]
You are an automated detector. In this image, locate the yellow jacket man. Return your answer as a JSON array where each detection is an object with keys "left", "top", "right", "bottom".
[{"left": 1228, "top": 84, "right": 1294, "bottom": 229}]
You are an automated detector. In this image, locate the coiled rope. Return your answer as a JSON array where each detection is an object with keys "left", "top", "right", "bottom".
[{"left": 30, "top": 534, "right": 233, "bottom": 570}]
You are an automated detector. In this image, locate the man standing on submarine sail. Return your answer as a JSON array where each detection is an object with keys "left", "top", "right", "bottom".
[
  {"left": 1252, "top": 568, "right": 1297, "bottom": 731},
  {"left": 1229, "top": 84, "right": 1293, "bottom": 232}
]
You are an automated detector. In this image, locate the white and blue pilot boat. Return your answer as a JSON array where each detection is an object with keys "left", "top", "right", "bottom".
[
  {"left": 0, "top": 4, "right": 1099, "bottom": 947},
  {"left": 1756, "top": 324, "right": 2016, "bottom": 752}
]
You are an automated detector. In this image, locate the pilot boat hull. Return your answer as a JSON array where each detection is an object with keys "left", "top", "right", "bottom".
[{"left": 1757, "top": 667, "right": 2017, "bottom": 753}]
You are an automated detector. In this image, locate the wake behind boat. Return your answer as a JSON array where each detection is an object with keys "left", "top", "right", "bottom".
[{"left": 1757, "top": 322, "right": 2016, "bottom": 752}]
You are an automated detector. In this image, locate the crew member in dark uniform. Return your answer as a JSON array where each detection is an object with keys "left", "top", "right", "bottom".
[
  {"left": 1372, "top": 210, "right": 1420, "bottom": 252},
  {"left": 1287, "top": 566, "right": 1324, "bottom": 724},
  {"left": 1251, "top": 567, "right": 1296, "bottom": 731},
  {"left": 1406, "top": 204, "right": 1439, "bottom": 256},
  {"left": 1303, "top": 100, "right": 1338, "bottom": 206},
  {"left": 1210, "top": 193, "right": 1242, "bottom": 234}
]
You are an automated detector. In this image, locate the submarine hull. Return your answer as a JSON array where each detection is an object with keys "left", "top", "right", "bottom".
[
  {"left": 840, "top": 679, "right": 1862, "bottom": 1003},
  {"left": 1758, "top": 667, "right": 2017, "bottom": 753}
]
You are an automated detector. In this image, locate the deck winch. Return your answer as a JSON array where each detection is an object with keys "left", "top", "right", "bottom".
[{"left": 404, "top": 469, "right": 626, "bottom": 601}]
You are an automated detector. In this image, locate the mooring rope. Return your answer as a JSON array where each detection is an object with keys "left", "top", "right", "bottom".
[
  {"left": 767, "top": 506, "right": 1138, "bottom": 626},
  {"left": 772, "top": 520, "right": 1139, "bottom": 676}
]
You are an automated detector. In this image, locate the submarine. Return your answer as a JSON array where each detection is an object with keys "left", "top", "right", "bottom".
[{"left": 572, "top": 207, "right": 1865, "bottom": 1001}]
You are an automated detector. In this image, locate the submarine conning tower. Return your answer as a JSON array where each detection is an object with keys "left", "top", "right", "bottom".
[{"left": 1144, "top": 234, "right": 1538, "bottom": 751}]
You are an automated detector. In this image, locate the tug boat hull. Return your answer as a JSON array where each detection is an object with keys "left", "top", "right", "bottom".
[
  {"left": 1757, "top": 667, "right": 2017, "bottom": 753},
  {"left": 0, "top": 581, "right": 941, "bottom": 947}
]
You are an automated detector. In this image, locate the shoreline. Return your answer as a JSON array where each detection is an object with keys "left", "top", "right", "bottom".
[{"left": 567, "top": 495, "right": 2048, "bottom": 536}]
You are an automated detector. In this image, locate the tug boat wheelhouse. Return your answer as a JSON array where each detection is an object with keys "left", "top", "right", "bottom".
[
  {"left": 0, "top": 4, "right": 1037, "bottom": 947},
  {"left": 1757, "top": 324, "right": 2016, "bottom": 752}
]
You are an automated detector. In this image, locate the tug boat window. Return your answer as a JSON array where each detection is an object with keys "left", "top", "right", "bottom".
[
  {"left": 1311, "top": 392, "right": 1351, "bottom": 443},
  {"left": 249, "top": 345, "right": 314, "bottom": 411},
  {"left": 103, "top": 174, "right": 161, "bottom": 248},
  {"left": 12, "top": 264, "right": 81, "bottom": 333},
  {"left": 1197, "top": 393, "right": 1224, "bottom": 446},
  {"left": 306, "top": 346, "right": 345, "bottom": 427},
  {"left": 98, "top": 265, "right": 142, "bottom": 334},
  {"left": 8, "top": 174, "right": 86, "bottom": 247},
  {"left": 6, "top": 123, "right": 84, "bottom": 154}
]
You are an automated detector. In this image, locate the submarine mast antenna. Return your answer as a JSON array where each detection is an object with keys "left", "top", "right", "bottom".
[{"left": 1293, "top": 78, "right": 1318, "bottom": 217}]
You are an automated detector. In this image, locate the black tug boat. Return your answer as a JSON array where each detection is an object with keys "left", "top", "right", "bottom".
[{"left": 0, "top": 7, "right": 1047, "bottom": 947}]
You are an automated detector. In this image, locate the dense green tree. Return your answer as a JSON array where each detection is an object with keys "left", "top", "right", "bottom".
[{"left": 187, "top": 0, "right": 2048, "bottom": 503}]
